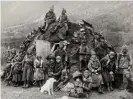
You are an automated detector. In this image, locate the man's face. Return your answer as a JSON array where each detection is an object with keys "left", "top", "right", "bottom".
[
  {"left": 122, "top": 49, "right": 127, "bottom": 54},
  {"left": 62, "top": 10, "right": 66, "bottom": 15},
  {"left": 49, "top": 8, "right": 54, "bottom": 12}
]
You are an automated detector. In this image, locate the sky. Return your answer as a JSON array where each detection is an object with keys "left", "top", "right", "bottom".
[{"left": 1, "top": 1, "right": 132, "bottom": 29}]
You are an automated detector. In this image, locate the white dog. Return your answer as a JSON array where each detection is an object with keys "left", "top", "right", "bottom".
[{"left": 40, "top": 78, "right": 56, "bottom": 95}]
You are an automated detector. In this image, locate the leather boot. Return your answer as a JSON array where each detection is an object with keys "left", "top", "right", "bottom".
[
  {"left": 25, "top": 81, "right": 30, "bottom": 88},
  {"left": 107, "top": 83, "right": 110, "bottom": 92},
  {"left": 110, "top": 82, "right": 114, "bottom": 91},
  {"left": 22, "top": 81, "right": 26, "bottom": 88},
  {"left": 98, "top": 85, "right": 104, "bottom": 94}
]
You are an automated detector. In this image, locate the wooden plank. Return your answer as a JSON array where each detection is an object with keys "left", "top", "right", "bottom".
[{"left": 36, "top": 40, "right": 51, "bottom": 62}]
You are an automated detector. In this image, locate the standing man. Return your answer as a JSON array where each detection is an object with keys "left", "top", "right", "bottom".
[
  {"left": 116, "top": 45, "right": 132, "bottom": 90},
  {"left": 78, "top": 40, "right": 90, "bottom": 71},
  {"left": 53, "top": 41, "right": 66, "bottom": 66},
  {"left": 43, "top": 6, "right": 56, "bottom": 32}
]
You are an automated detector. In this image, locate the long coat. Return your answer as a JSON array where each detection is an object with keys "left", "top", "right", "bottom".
[
  {"left": 101, "top": 55, "right": 116, "bottom": 83},
  {"left": 45, "top": 11, "right": 56, "bottom": 24},
  {"left": 12, "top": 62, "right": 22, "bottom": 82},
  {"left": 22, "top": 55, "right": 34, "bottom": 81},
  {"left": 88, "top": 56, "right": 103, "bottom": 87}
]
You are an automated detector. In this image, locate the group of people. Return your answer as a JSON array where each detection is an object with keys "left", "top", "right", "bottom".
[
  {"left": 68, "top": 44, "right": 132, "bottom": 98},
  {"left": 1, "top": 6, "right": 133, "bottom": 98},
  {"left": 39, "top": 6, "right": 69, "bottom": 41}
]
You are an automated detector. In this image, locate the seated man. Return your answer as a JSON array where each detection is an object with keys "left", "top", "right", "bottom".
[
  {"left": 53, "top": 56, "right": 63, "bottom": 81},
  {"left": 42, "top": 6, "right": 56, "bottom": 32},
  {"left": 54, "top": 69, "right": 69, "bottom": 91},
  {"left": 54, "top": 8, "right": 69, "bottom": 40}
]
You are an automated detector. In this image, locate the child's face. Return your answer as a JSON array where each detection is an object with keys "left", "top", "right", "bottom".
[
  {"left": 91, "top": 55, "right": 96, "bottom": 60},
  {"left": 84, "top": 72, "right": 90, "bottom": 78},
  {"left": 84, "top": 70, "right": 91, "bottom": 77},
  {"left": 76, "top": 78, "right": 81, "bottom": 82},
  {"left": 56, "top": 59, "right": 61, "bottom": 63},
  {"left": 50, "top": 59, "right": 54, "bottom": 63}
]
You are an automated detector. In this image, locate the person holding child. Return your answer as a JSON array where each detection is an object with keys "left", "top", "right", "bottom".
[{"left": 88, "top": 50, "right": 104, "bottom": 93}]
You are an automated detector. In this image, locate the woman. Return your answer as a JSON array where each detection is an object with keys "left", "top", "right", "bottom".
[
  {"left": 101, "top": 51, "right": 116, "bottom": 91},
  {"left": 33, "top": 56, "right": 44, "bottom": 86},
  {"left": 22, "top": 52, "right": 35, "bottom": 88},
  {"left": 88, "top": 50, "right": 104, "bottom": 93},
  {"left": 82, "top": 70, "right": 92, "bottom": 95}
]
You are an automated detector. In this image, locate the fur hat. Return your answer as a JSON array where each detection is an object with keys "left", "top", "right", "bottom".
[
  {"left": 109, "top": 51, "right": 115, "bottom": 56},
  {"left": 122, "top": 45, "right": 128, "bottom": 51}
]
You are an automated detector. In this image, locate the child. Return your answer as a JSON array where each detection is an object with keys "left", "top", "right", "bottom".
[
  {"left": 12, "top": 62, "right": 22, "bottom": 87},
  {"left": 82, "top": 70, "right": 92, "bottom": 92},
  {"left": 54, "top": 69, "right": 69, "bottom": 91},
  {"left": 33, "top": 56, "right": 44, "bottom": 87},
  {"left": 69, "top": 71, "right": 88, "bottom": 98}
]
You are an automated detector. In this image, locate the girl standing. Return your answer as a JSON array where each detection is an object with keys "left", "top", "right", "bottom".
[{"left": 33, "top": 56, "right": 44, "bottom": 86}]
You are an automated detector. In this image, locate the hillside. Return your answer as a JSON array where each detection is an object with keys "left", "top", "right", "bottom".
[{"left": 1, "top": 1, "right": 133, "bottom": 52}]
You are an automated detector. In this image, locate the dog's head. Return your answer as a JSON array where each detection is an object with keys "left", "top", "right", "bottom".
[{"left": 50, "top": 78, "right": 56, "bottom": 83}]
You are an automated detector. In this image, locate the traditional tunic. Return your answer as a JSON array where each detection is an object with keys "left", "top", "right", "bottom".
[
  {"left": 116, "top": 53, "right": 132, "bottom": 73},
  {"left": 94, "top": 40, "right": 108, "bottom": 60},
  {"left": 88, "top": 56, "right": 104, "bottom": 87},
  {"left": 101, "top": 55, "right": 116, "bottom": 83},
  {"left": 12, "top": 62, "right": 22, "bottom": 82},
  {"left": 44, "top": 11, "right": 56, "bottom": 30},
  {"left": 45, "top": 11, "right": 56, "bottom": 24},
  {"left": 78, "top": 44, "right": 90, "bottom": 70},
  {"left": 22, "top": 55, "right": 34, "bottom": 81},
  {"left": 116, "top": 52, "right": 132, "bottom": 85},
  {"left": 34, "top": 59, "right": 44, "bottom": 81},
  {"left": 13, "top": 53, "right": 25, "bottom": 62}
]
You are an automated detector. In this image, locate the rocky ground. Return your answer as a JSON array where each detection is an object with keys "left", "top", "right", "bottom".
[{"left": 1, "top": 81, "right": 133, "bottom": 99}]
